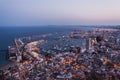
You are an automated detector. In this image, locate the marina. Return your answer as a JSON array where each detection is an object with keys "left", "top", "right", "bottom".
[
  {"left": 0, "top": 27, "right": 120, "bottom": 80},
  {"left": 1, "top": 0, "right": 120, "bottom": 79}
]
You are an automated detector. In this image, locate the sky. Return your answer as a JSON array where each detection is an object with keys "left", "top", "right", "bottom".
[{"left": 0, "top": 0, "right": 120, "bottom": 26}]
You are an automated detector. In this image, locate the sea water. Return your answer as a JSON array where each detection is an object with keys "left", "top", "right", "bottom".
[{"left": 0, "top": 26, "right": 92, "bottom": 67}]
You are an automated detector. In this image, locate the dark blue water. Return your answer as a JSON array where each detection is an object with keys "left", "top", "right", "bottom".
[{"left": 0, "top": 26, "right": 92, "bottom": 67}]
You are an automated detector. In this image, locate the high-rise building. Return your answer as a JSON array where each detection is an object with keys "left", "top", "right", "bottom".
[{"left": 86, "top": 38, "right": 92, "bottom": 50}]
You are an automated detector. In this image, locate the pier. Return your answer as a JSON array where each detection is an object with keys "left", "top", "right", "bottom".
[
  {"left": 14, "top": 38, "right": 24, "bottom": 62},
  {"left": 0, "top": 50, "right": 8, "bottom": 53},
  {"left": 8, "top": 38, "right": 24, "bottom": 62}
]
